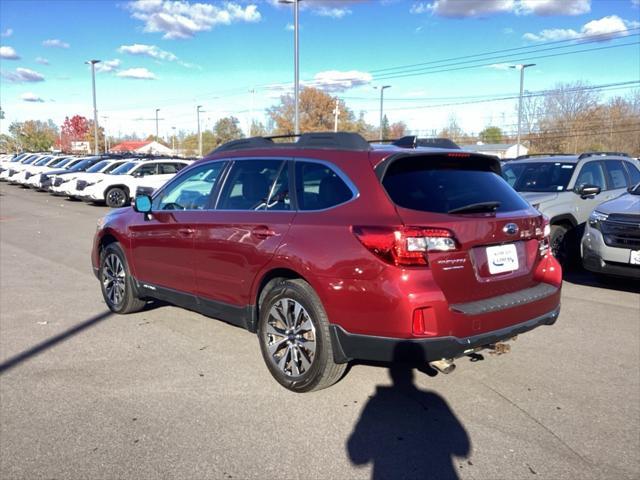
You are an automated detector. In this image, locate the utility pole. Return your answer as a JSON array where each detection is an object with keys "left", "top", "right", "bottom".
[
  {"left": 377, "top": 85, "right": 391, "bottom": 141},
  {"left": 279, "top": 0, "right": 300, "bottom": 134},
  {"left": 333, "top": 98, "right": 340, "bottom": 132},
  {"left": 510, "top": 63, "right": 535, "bottom": 157},
  {"left": 101, "top": 115, "right": 109, "bottom": 152},
  {"left": 196, "top": 105, "right": 203, "bottom": 157},
  {"left": 172, "top": 126, "right": 176, "bottom": 154},
  {"left": 85, "top": 59, "right": 101, "bottom": 154},
  {"left": 248, "top": 88, "right": 256, "bottom": 136},
  {"left": 155, "top": 109, "right": 160, "bottom": 142}
]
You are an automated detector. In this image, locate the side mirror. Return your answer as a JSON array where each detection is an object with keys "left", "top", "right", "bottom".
[
  {"left": 134, "top": 171, "right": 144, "bottom": 178},
  {"left": 134, "top": 195, "right": 152, "bottom": 213},
  {"left": 576, "top": 184, "right": 601, "bottom": 197}
]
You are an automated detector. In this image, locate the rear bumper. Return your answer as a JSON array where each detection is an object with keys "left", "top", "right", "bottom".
[{"left": 330, "top": 305, "right": 560, "bottom": 364}]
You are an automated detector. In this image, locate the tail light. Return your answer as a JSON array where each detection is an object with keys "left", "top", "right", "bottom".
[
  {"left": 352, "top": 226, "right": 457, "bottom": 266},
  {"left": 536, "top": 216, "right": 551, "bottom": 257}
]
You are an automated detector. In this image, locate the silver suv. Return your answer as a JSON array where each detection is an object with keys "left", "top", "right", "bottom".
[
  {"left": 582, "top": 183, "right": 640, "bottom": 279},
  {"left": 502, "top": 153, "right": 640, "bottom": 264}
]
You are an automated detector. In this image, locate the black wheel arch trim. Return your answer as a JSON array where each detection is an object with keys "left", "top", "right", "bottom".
[{"left": 550, "top": 214, "right": 578, "bottom": 228}]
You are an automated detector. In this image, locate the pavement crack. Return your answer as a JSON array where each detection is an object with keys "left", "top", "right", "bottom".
[{"left": 480, "top": 381, "right": 592, "bottom": 467}]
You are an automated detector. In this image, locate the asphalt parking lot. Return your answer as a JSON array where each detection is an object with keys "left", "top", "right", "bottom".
[{"left": 0, "top": 182, "right": 638, "bottom": 480}]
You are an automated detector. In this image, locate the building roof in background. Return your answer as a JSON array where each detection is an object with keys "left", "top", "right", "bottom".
[{"left": 110, "top": 141, "right": 151, "bottom": 152}]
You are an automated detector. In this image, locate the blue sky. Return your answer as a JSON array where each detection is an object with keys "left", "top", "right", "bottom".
[{"left": 1, "top": 0, "right": 639, "bottom": 139}]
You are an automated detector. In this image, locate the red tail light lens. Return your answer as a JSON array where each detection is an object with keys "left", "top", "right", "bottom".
[
  {"left": 352, "top": 226, "right": 457, "bottom": 266},
  {"left": 536, "top": 215, "right": 551, "bottom": 257}
]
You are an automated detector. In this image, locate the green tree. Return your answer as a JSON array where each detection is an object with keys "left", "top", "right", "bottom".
[
  {"left": 214, "top": 116, "right": 244, "bottom": 145},
  {"left": 479, "top": 126, "right": 503, "bottom": 143},
  {"left": 249, "top": 120, "right": 268, "bottom": 137},
  {"left": 8, "top": 120, "right": 58, "bottom": 151},
  {"left": 381, "top": 115, "right": 390, "bottom": 139}
]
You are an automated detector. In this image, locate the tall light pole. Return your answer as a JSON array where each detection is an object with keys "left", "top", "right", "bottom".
[
  {"left": 155, "top": 109, "right": 160, "bottom": 142},
  {"left": 376, "top": 85, "right": 391, "bottom": 141},
  {"left": 85, "top": 59, "right": 101, "bottom": 154},
  {"left": 196, "top": 105, "right": 203, "bottom": 157},
  {"left": 510, "top": 63, "right": 535, "bottom": 157},
  {"left": 279, "top": 0, "right": 300, "bottom": 135},
  {"left": 171, "top": 126, "right": 176, "bottom": 154}
]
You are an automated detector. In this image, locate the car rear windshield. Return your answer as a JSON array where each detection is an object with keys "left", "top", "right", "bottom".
[
  {"left": 502, "top": 162, "right": 575, "bottom": 192},
  {"left": 381, "top": 156, "right": 530, "bottom": 214}
]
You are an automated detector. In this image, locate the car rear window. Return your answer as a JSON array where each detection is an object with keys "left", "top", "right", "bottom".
[{"left": 382, "top": 156, "right": 530, "bottom": 214}]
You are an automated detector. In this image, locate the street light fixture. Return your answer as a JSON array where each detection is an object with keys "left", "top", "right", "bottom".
[
  {"left": 196, "top": 105, "right": 203, "bottom": 157},
  {"left": 510, "top": 63, "right": 536, "bottom": 157},
  {"left": 155, "top": 109, "right": 160, "bottom": 142},
  {"left": 85, "top": 59, "right": 101, "bottom": 154},
  {"left": 375, "top": 85, "right": 391, "bottom": 141}
]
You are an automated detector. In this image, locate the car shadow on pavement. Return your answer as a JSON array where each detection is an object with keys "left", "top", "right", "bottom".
[
  {"left": 346, "top": 343, "right": 471, "bottom": 480},
  {"left": 563, "top": 267, "right": 639, "bottom": 294},
  {"left": 0, "top": 310, "right": 113, "bottom": 375}
]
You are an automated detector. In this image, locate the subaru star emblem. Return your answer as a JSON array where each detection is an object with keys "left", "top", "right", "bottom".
[{"left": 503, "top": 223, "right": 519, "bottom": 235}]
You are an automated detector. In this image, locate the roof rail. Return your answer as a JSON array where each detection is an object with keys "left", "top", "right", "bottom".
[
  {"left": 514, "top": 153, "right": 573, "bottom": 160},
  {"left": 578, "top": 151, "right": 629, "bottom": 160},
  {"left": 213, "top": 132, "right": 370, "bottom": 153}
]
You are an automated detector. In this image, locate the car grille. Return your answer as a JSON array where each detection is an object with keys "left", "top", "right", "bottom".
[
  {"left": 601, "top": 214, "right": 640, "bottom": 249},
  {"left": 76, "top": 180, "right": 87, "bottom": 191},
  {"left": 53, "top": 177, "right": 64, "bottom": 187}
]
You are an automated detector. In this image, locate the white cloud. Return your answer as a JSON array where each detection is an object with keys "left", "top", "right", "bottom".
[
  {"left": 518, "top": 0, "right": 590, "bottom": 16},
  {"left": 524, "top": 15, "right": 636, "bottom": 42},
  {"left": 503, "top": 27, "right": 514, "bottom": 34},
  {"left": 411, "top": 0, "right": 591, "bottom": 17},
  {"left": 95, "top": 59, "right": 122, "bottom": 73},
  {"left": 118, "top": 43, "right": 177, "bottom": 61},
  {"left": 42, "top": 38, "right": 70, "bottom": 48},
  {"left": 35, "top": 57, "right": 50, "bottom": 65},
  {"left": 314, "top": 7, "right": 352, "bottom": 19},
  {"left": 411, "top": 0, "right": 514, "bottom": 17},
  {"left": 487, "top": 63, "right": 512, "bottom": 70},
  {"left": 0, "top": 46, "right": 20, "bottom": 60},
  {"left": 128, "top": 0, "right": 261, "bottom": 39},
  {"left": 21, "top": 92, "right": 45, "bottom": 103},
  {"left": 285, "top": 23, "right": 294, "bottom": 31},
  {"left": 1, "top": 67, "right": 45, "bottom": 83},
  {"left": 1, "top": 28, "right": 13, "bottom": 38},
  {"left": 266, "top": 70, "right": 372, "bottom": 94},
  {"left": 633, "top": 0, "right": 640, "bottom": 6},
  {"left": 116, "top": 67, "right": 156, "bottom": 80}
]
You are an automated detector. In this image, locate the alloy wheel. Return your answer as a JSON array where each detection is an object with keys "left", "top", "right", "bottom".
[
  {"left": 264, "top": 298, "right": 317, "bottom": 378},
  {"left": 107, "top": 189, "right": 126, "bottom": 208},
  {"left": 102, "top": 253, "right": 126, "bottom": 306}
]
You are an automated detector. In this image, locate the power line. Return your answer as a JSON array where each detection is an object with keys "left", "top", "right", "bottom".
[
  {"left": 370, "top": 28, "right": 640, "bottom": 74},
  {"left": 373, "top": 40, "right": 640, "bottom": 81}
]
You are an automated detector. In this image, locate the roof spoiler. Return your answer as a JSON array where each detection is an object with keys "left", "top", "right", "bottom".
[{"left": 377, "top": 136, "right": 461, "bottom": 150}]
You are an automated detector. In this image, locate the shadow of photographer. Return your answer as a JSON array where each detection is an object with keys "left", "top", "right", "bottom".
[{"left": 346, "top": 343, "right": 470, "bottom": 480}]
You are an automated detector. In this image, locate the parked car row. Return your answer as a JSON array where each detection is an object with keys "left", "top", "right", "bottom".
[
  {"left": 0, "top": 152, "right": 193, "bottom": 208},
  {"left": 502, "top": 152, "right": 640, "bottom": 279}
]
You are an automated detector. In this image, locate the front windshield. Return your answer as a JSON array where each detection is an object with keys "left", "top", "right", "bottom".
[
  {"left": 64, "top": 159, "right": 84, "bottom": 170},
  {"left": 103, "top": 161, "right": 125, "bottom": 173},
  {"left": 22, "top": 155, "right": 40, "bottom": 165},
  {"left": 111, "top": 162, "right": 137, "bottom": 175},
  {"left": 630, "top": 183, "right": 640, "bottom": 195},
  {"left": 69, "top": 159, "right": 98, "bottom": 172},
  {"left": 86, "top": 160, "right": 111, "bottom": 173},
  {"left": 34, "top": 156, "right": 53, "bottom": 166},
  {"left": 51, "top": 158, "right": 72, "bottom": 168},
  {"left": 502, "top": 162, "right": 576, "bottom": 192}
]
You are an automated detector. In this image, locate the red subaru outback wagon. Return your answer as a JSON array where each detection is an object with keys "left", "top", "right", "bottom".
[{"left": 92, "top": 132, "right": 561, "bottom": 392}]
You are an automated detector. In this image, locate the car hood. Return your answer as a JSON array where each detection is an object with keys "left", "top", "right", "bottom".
[
  {"left": 518, "top": 192, "right": 559, "bottom": 206},
  {"left": 595, "top": 192, "right": 640, "bottom": 215}
]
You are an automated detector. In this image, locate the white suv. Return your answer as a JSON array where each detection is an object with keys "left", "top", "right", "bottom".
[
  {"left": 50, "top": 158, "right": 129, "bottom": 198},
  {"left": 80, "top": 159, "right": 191, "bottom": 207}
]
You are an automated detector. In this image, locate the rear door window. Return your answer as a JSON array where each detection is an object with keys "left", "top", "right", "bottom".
[
  {"left": 295, "top": 162, "right": 353, "bottom": 211},
  {"left": 604, "top": 160, "right": 628, "bottom": 190},
  {"left": 382, "top": 156, "right": 530, "bottom": 214},
  {"left": 624, "top": 162, "right": 640, "bottom": 186}
]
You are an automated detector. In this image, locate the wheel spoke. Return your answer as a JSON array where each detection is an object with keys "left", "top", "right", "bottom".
[
  {"left": 266, "top": 323, "right": 286, "bottom": 337},
  {"left": 298, "top": 347, "right": 312, "bottom": 372},
  {"left": 268, "top": 337, "right": 288, "bottom": 356},
  {"left": 270, "top": 303, "right": 288, "bottom": 329},
  {"left": 277, "top": 346, "right": 290, "bottom": 372},
  {"left": 298, "top": 337, "right": 316, "bottom": 356},
  {"left": 290, "top": 346, "right": 300, "bottom": 376}
]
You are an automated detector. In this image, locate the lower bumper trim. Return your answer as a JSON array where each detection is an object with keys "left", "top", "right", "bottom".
[{"left": 330, "top": 306, "right": 560, "bottom": 364}]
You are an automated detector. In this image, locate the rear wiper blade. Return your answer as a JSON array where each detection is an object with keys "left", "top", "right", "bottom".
[{"left": 448, "top": 201, "right": 501, "bottom": 214}]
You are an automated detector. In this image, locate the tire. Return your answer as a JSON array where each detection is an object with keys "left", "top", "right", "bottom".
[
  {"left": 258, "top": 279, "right": 346, "bottom": 393},
  {"left": 550, "top": 225, "right": 569, "bottom": 266},
  {"left": 105, "top": 187, "right": 128, "bottom": 208},
  {"left": 99, "top": 243, "right": 146, "bottom": 314}
]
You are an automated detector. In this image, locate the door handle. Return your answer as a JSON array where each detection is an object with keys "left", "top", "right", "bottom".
[
  {"left": 178, "top": 227, "right": 195, "bottom": 237},
  {"left": 252, "top": 226, "right": 276, "bottom": 239}
]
